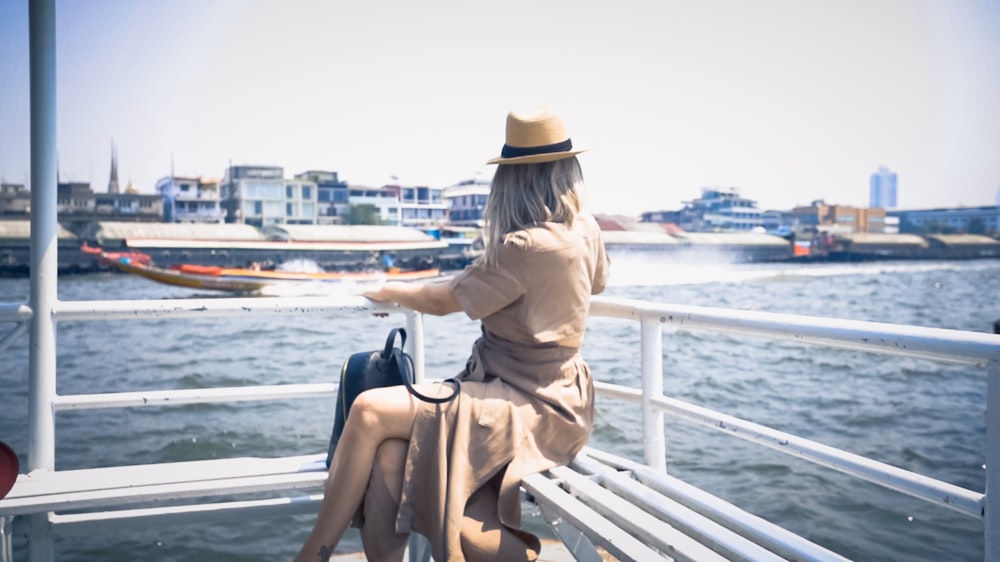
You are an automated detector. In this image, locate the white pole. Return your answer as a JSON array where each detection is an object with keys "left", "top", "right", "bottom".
[
  {"left": 640, "top": 316, "right": 666, "bottom": 472},
  {"left": 406, "top": 311, "right": 425, "bottom": 383},
  {"left": 28, "top": 1, "right": 58, "bottom": 560},
  {"left": 28, "top": 0, "right": 58, "bottom": 478},
  {"left": 987, "top": 358, "right": 1000, "bottom": 562}
]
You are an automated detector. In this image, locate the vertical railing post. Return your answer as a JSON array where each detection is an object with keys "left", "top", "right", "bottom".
[
  {"left": 404, "top": 311, "right": 432, "bottom": 562},
  {"left": 405, "top": 311, "right": 425, "bottom": 382},
  {"left": 986, "top": 359, "right": 1000, "bottom": 562},
  {"left": 640, "top": 315, "right": 666, "bottom": 472},
  {"left": 28, "top": 0, "right": 58, "bottom": 560}
]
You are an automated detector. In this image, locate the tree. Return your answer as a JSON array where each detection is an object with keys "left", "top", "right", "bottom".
[{"left": 344, "top": 204, "right": 381, "bottom": 225}]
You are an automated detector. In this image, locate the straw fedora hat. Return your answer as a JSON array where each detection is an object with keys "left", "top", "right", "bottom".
[{"left": 487, "top": 108, "right": 587, "bottom": 165}]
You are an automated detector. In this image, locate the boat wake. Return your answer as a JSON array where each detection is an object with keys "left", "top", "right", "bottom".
[
  {"left": 274, "top": 258, "right": 325, "bottom": 273},
  {"left": 607, "top": 251, "right": 986, "bottom": 288},
  {"left": 258, "top": 278, "right": 386, "bottom": 298}
]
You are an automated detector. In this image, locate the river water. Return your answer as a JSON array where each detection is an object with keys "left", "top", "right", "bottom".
[{"left": 1, "top": 256, "right": 998, "bottom": 561}]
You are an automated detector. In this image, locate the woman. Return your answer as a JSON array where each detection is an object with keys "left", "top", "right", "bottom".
[{"left": 293, "top": 108, "right": 610, "bottom": 562}]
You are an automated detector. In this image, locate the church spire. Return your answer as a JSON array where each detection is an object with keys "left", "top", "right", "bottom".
[{"left": 108, "top": 139, "right": 120, "bottom": 194}]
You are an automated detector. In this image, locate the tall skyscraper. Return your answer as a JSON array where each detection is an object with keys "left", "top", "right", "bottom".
[{"left": 869, "top": 165, "right": 897, "bottom": 209}]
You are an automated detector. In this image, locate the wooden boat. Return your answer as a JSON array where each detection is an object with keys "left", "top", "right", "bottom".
[
  {"left": 105, "top": 256, "right": 441, "bottom": 293},
  {"left": 80, "top": 241, "right": 153, "bottom": 266}
]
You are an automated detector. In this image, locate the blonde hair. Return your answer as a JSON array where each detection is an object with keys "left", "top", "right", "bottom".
[{"left": 481, "top": 157, "right": 585, "bottom": 267}]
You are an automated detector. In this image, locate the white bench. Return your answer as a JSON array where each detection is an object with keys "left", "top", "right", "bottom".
[
  {"left": 0, "top": 453, "right": 329, "bottom": 558},
  {"left": 523, "top": 447, "right": 852, "bottom": 562},
  {"left": 1, "top": 447, "right": 852, "bottom": 562}
]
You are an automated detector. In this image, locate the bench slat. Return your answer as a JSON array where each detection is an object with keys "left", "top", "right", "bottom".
[
  {"left": 3, "top": 454, "right": 326, "bottom": 501},
  {"left": 0, "top": 471, "right": 326, "bottom": 516},
  {"left": 549, "top": 465, "right": 748, "bottom": 562},
  {"left": 579, "top": 448, "right": 851, "bottom": 562},
  {"left": 522, "top": 472, "right": 670, "bottom": 562},
  {"left": 0, "top": 455, "right": 329, "bottom": 517},
  {"left": 48, "top": 494, "right": 324, "bottom": 536}
]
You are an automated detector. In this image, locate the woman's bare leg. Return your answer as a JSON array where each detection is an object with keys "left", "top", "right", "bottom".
[
  {"left": 461, "top": 477, "right": 540, "bottom": 562},
  {"left": 360, "top": 439, "right": 409, "bottom": 562},
  {"left": 292, "top": 385, "right": 429, "bottom": 562}
]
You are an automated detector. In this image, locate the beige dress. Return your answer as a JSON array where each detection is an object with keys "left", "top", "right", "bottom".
[{"left": 393, "top": 215, "right": 610, "bottom": 562}]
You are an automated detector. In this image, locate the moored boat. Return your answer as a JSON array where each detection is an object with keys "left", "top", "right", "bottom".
[{"left": 103, "top": 255, "right": 442, "bottom": 293}]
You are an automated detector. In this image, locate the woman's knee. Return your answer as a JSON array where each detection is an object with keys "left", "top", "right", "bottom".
[
  {"left": 347, "top": 387, "right": 416, "bottom": 440},
  {"left": 348, "top": 391, "right": 385, "bottom": 433}
]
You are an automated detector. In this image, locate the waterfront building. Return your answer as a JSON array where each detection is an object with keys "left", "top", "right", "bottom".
[
  {"left": 761, "top": 210, "right": 798, "bottom": 236},
  {"left": 397, "top": 184, "right": 447, "bottom": 227},
  {"left": 890, "top": 205, "right": 1000, "bottom": 236},
  {"left": 1, "top": 179, "right": 161, "bottom": 228},
  {"left": 347, "top": 184, "right": 401, "bottom": 225},
  {"left": 220, "top": 166, "right": 447, "bottom": 227},
  {"left": 639, "top": 208, "right": 683, "bottom": 226},
  {"left": 156, "top": 176, "right": 225, "bottom": 223},
  {"left": 58, "top": 180, "right": 163, "bottom": 230},
  {"left": 0, "top": 183, "right": 30, "bottom": 216},
  {"left": 869, "top": 165, "right": 898, "bottom": 209},
  {"left": 792, "top": 201, "right": 887, "bottom": 235},
  {"left": 220, "top": 165, "right": 285, "bottom": 226},
  {"left": 0, "top": 220, "right": 91, "bottom": 274},
  {"left": 284, "top": 177, "right": 318, "bottom": 225},
  {"left": 443, "top": 176, "right": 490, "bottom": 226},
  {"left": 295, "top": 170, "right": 349, "bottom": 225},
  {"left": 641, "top": 187, "right": 764, "bottom": 232}
]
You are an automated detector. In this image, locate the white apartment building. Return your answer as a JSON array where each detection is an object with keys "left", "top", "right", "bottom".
[
  {"left": 284, "top": 179, "right": 318, "bottom": 225},
  {"left": 156, "top": 176, "right": 225, "bottom": 223}
]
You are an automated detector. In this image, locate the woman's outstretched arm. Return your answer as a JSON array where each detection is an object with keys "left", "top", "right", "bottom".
[{"left": 363, "top": 280, "right": 462, "bottom": 316}]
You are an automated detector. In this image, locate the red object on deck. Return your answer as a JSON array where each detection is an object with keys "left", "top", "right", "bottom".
[{"left": 0, "top": 441, "right": 18, "bottom": 500}]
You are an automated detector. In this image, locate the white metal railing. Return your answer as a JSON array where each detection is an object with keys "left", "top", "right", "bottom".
[
  {"left": 3, "top": 294, "right": 1000, "bottom": 560},
  {"left": 590, "top": 297, "right": 1000, "bottom": 561},
  {"left": 0, "top": 303, "right": 30, "bottom": 356}
]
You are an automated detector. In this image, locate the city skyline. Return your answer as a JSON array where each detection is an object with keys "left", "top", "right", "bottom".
[{"left": 1, "top": 0, "right": 999, "bottom": 217}]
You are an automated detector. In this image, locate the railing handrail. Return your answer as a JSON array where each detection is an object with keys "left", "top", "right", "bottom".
[
  {"left": 3, "top": 295, "right": 997, "bottom": 364},
  {"left": 592, "top": 297, "right": 1000, "bottom": 366},
  {"left": 0, "top": 303, "right": 32, "bottom": 322}
]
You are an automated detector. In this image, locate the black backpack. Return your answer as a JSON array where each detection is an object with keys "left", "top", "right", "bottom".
[{"left": 325, "top": 327, "right": 460, "bottom": 468}]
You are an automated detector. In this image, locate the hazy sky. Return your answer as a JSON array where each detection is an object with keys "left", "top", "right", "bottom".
[{"left": 1, "top": 0, "right": 998, "bottom": 216}]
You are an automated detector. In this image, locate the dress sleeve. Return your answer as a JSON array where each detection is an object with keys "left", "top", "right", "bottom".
[
  {"left": 449, "top": 243, "right": 526, "bottom": 320},
  {"left": 591, "top": 228, "right": 610, "bottom": 295}
]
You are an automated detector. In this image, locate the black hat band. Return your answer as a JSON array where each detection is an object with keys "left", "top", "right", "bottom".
[{"left": 500, "top": 139, "right": 573, "bottom": 159}]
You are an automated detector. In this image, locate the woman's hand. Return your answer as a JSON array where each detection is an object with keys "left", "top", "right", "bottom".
[
  {"left": 362, "top": 286, "right": 391, "bottom": 302},
  {"left": 361, "top": 281, "right": 462, "bottom": 316}
]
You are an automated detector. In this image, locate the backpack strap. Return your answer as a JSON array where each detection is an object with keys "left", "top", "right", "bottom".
[{"left": 386, "top": 328, "right": 461, "bottom": 404}]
